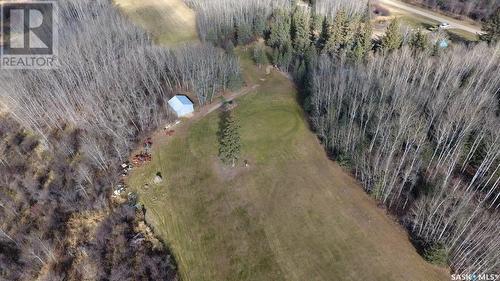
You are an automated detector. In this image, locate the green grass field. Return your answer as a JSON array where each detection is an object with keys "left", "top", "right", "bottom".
[
  {"left": 127, "top": 47, "right": 449, "bottom": 281},
  {"left": 114, "top": 0, "right": 198, "bottom": 45}
]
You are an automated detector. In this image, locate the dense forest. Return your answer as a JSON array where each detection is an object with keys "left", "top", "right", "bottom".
[
  {"left": 0, "top": 117, "right": 178, "bottom": 280},
  {"left": 402, "top": 0, "right": 499, "bottom": 21},
  {"left": 184, "top": 0, "right": 500, "bottom": 275},
  {"left": 0, "top": 0, "right": 240, "bottom": 279},
  {"left": 310, "top": 45, "right": 500, "bottom": 274}
]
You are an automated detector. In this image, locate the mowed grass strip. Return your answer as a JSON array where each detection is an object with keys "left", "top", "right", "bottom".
[
  {"left": 127, "top": 48, "right": 449, "bottom": 281},
  {"left": 114, "top": 0, "right": 198, "bottom": 45}
]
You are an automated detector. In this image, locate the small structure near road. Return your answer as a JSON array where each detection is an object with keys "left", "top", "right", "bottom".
[{"left": 168, "top": 95, "right": 194, "bottom": 117}]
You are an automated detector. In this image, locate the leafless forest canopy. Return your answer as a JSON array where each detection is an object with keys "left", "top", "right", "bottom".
[
  {"left": 0, "top": 0, "right": 240, "bottom": 279},
  {"left": 184, "top": 0, "right": 368, "bottom": 43},
  {"left": 1, "top": 0, "right": 240, "bottom": 156},
  {"left": 402, "top": 0, "right": 499, "bottom": 21},
  {"left": 184, "top": 0, "right": 292, "bottom": 43},
  {"left": 311, "top": 45, "right": 500, "bottom": 274},
  {"left": 313, "top": 0, "right": 369, "bottom": 18}
]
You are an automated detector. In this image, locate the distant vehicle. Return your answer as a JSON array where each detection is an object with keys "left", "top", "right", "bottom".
[{"left": 439, "top": 22, "right": 450, "bottom": 29}]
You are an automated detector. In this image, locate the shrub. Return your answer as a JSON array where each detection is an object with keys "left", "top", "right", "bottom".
[{"left": 423, "top": 243, "right": 449, "bottom": 266}]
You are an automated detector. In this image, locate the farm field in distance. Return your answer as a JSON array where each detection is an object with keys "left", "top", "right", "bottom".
[
  {"left": 127, "top": 47, "right": 450, "bottom": 281},
  {"left": 113, "top": 0, "right": 198, "bottom": 45},
  {"left": 375, "top": 0, "right": 480, "bottom": 42}
]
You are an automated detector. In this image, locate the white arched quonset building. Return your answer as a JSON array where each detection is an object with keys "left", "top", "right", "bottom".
[{"left": 168, "top": 95, "right": 194, "bottom": 117}]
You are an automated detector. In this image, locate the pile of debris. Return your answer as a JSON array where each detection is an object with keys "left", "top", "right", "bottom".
[
  {"left": 131, "top": 138, "right": 154, "bottom": 167},
  {"left": 165, "top": 129, "right": 175, "bottom": 137},
  {"left": 112, "top": 181, "right": 127, "bottom": 197},
  {"left": 164, "top": 120, "right": 181, "bottom": 130},
  {"left": 132, "top": 152, "right": 152, "bottom": 166},
  {"left": 120, "top": 161, "right": 133, "bottom": 177},
  {"left": 143, "top": 137, "right": 153, "bottom": 153}
]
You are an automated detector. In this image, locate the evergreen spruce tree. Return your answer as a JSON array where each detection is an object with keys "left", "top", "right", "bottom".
[
  {"left": 253, "top": 13, "right": 267, "bottom": 38},
  {"left": 381, "top": 18, "right": 403, "bottom": 52},
  {"left": 291, "top": 7, "right": 311, "bottom": 54},
  {"left": 302, "top": 45, "right": 318, "bottom": 98},
  {"left": 252, "top": 45, "right": 268, "bottom": 67},
  {"left": 323, "top": 9, "right": 351, "bottom": 56},
  {"left": 310, "top": 13, "right": 323, "bottom": 46},
  {"left": 317, "top": 16, "right": 330, "bottom": 50},
  {"left": 351, "top": 37, "right": 366, "bottom": 61},
  {"left": 480, "top": 7, "right": 500, "bottom": 44},
  {"left": 350, "top": 14, "right": 372, "bottom": 61},
  {"left": 267, "top": 8, "right": 293, "bottom": 69},
  {"left": 268, "top": 9, "right": 292, "bottom": 49},
  {"left": 410, "top": 28, "right": 429, "bottom": 51},
  {"left": 272, "top": 42, "right": 293, "bottom": 70},
  {"left": 360, "top": 4, "right": 373, "bottom": 55},
  {"left": 236, "top": 22, "right": 253, "bottom": 45},
  {"left": 218, "top": 106, "right": 241, "bottom": 167}
]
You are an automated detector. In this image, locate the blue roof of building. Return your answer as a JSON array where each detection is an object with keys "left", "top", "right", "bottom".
[{"left": 175, "top": 95, "right": 193, "bottom": 105}]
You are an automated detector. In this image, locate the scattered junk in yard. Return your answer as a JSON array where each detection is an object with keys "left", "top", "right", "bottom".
[
  {"left": 133, "top": 202, "right": 143, "bottom": 210},
  {"left": 132, "top": 152, "right": 152, "bottom": 166},
  {"left": 144, "top": 183, "right": 150, "bottom": 190},
  {"left": 165, "top": 129, "right": 175, "bottom": 137},
  {"left": 164, "top": 120, "right": 181, "bottom": 130},
  {"left": 112, "top": 182, "right": 127, "bottom": 198},
  {"left": 244, "top": 160, "right": 249, "bottom": 167},
  {"left": 127, "top": 192, "right": 138, "bottom": 206},
  {"left": 120, "top": 161, "right": 133, "bottom": 177},
  {"left": 144, "top": 137, "right": 153, "bottom": 153},
  {"left": 131, "top": 233, "right": 145, "bottom": 245},
  {"left": 153, "top": 172, "right": 163, "bottom": 184}
]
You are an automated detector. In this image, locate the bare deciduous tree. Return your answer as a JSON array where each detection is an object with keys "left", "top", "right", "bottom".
[{"left": 310, "top": 44, "right": 500, "bottom": 274}]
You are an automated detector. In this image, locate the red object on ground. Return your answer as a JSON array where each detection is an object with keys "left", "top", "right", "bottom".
[
  {"left": 144, "top": 137, "right": 153, "bottom": 147},
  {"left": 131, "top": 152, "right": 152, "bottom": 166}
]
